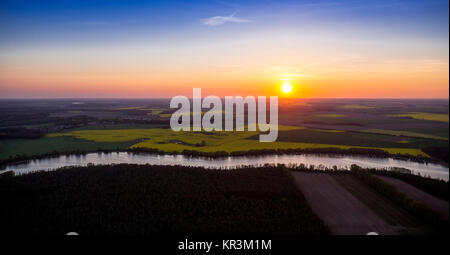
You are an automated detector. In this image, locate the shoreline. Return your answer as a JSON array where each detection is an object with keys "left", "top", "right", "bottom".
[
  {"left": 1, "top": 146, "right": 447, "bottom": 169},
  {"left": 1, "top": 149, "right": 448, "bottom": 181}
]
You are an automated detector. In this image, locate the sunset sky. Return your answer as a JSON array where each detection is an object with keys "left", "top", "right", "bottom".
[{"left": 0, "top": 0, "right": 448, "bottom": 98}]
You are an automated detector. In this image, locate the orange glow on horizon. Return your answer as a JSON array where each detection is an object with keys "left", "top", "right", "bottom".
[{"left": 0, "top": 58, "right": 448, "bottom": 98}]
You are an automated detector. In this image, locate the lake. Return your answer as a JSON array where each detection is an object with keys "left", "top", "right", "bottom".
[{"left": 1, "top": 152, "right": 448, "bottom": 180}]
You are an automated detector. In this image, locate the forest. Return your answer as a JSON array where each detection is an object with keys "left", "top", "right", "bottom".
[{"left": 0, "top": 164, "right": 328, "bottom": 235}]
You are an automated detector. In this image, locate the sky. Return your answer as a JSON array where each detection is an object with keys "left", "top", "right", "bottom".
[{"left": 0, "top": 0, "right": 448, "bottom": 98}]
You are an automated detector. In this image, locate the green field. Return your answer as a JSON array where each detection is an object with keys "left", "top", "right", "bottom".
[
  {"left": 1, "top": 99, "right": 447, "bottom": 161},
  {"left": 363, "top": 129, "right": 449, "bottom": 141},
  {"left": 0, "top": 136, "right": 136, "bottom": 160},
  {"left": 115, "top": 106, "right": 172, "bottom": 118},
  {"left": 338, "top": 104, "right": 375, "bottom": 110},
  {"left": 389, "top": 112, "right": 449, "bottom": 123},
  {"left": 72, "top": 123, "right": 166, "bottom": 130},
  {"left": 275, "top": 128, "right": 446, "bottom": 147},
  {"left": 315, "top": 114, "right": 347, "bottom": 118},
  {"left": 1, "top": 124, "right": 439, "bottom": 160},
  {"left": 44, "top": 126, "right": 429, "bottom": 157}
]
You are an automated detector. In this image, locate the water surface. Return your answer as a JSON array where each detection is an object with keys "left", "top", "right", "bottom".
[{"left": 2, "top": 152, "right": 448, "bottom": 180}]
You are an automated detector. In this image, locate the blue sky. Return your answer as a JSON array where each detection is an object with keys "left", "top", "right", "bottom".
[
  {"left": 0, "top": 0, "right": 448, "bottom": 98},
  {"left": 1, "top": 0, "right": 448, "bottom": 47}
]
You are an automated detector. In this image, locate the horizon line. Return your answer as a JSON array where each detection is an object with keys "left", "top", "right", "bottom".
[{"left": 0, "top": 97, "right": 448, "bottom": 100}]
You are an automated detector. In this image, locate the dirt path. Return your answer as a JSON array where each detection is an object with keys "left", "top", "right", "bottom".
[
  {"left": 291, "top": 172, "right": 399, "bottom": 235},
  {"left": 377, "top": 175, "right": 449, "bottom": 220}
]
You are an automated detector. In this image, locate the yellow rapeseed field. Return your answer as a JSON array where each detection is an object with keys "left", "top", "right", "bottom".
[
  {"left": 390, "top": 112, "right": 449, "bottom": 123},
  {"left": 48, "top": 125, "right": 428, "bottom": 157}
]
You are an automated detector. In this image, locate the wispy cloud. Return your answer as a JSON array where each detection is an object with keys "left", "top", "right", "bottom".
[{"left": 202, "top": 12, "right": 251, "bottom": 26}]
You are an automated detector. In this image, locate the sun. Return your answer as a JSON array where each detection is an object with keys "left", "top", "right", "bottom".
[{"left": 281, "top": 81, "right": 293, "bottom": 93}]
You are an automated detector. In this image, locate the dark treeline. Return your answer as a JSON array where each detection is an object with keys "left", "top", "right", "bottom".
[
  {"left": 350, "top": 165, "right": 448, "bottom": 234},
  {"left": 302, "top": 121, "right": 365, "bottom": 126},
  {"left": 153, "top": 147, "right": 435, "bottom": 164},
  {"left": 368, "top": 169, "right": 449, "bottom": 201},
  {"left": 0, "top": 111, "right": 93, "bottom": 130},
  {"left": 421, "top": 147, "right": 449, "bottom": 163},
  {"left": 0, "top": 111, "right": 54, "bottom": 127},
  {"left": 0, "top": 164, "right": 328, "bottom": 235},
  {"left": 52, "top": 115, "right": 95, "bottom": 126},
  {"left": 288, "top": 163, "right": 449, "bottom": 200},
  {"left": 105, "top": 118, "right": 170, "bottom": 125},
  {"left": 0, "top": 127, "right": 46, "bottom": 139}
]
